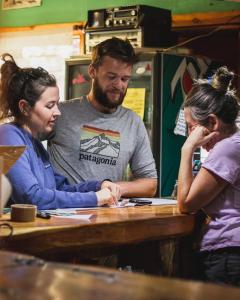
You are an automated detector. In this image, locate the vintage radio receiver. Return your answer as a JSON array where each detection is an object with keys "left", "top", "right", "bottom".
[
  {"left": 85, "top": 5, "right": 172, "bottom": 52},
  {"left": 86, "top": 5, "right": 171, "bottom": 31}
]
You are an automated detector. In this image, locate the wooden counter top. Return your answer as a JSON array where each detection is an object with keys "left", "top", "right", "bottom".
[{"left": 0, "top": 205, "right": 195, "bottom": 258}]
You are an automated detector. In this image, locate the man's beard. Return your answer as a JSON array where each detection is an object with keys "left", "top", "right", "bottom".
[{"left": 93, "top": 78, "right": 126, "bottom": 109}]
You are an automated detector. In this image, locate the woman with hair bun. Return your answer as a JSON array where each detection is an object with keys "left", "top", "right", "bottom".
[
  {"left": 0, "top": 54, "right": 121, "bottom": 209},
  {"left": 177, "top": 66, "right": 240, "bottom": 286}
]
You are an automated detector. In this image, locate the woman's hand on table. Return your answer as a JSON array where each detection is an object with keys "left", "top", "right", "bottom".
[{"left": 96, "top": 181, "right": 122, "bottom": 206}]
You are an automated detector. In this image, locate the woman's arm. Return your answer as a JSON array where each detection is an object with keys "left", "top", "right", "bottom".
[
  {"left": 0, "top": 125, "right": 100, "bottom": 209},
  {"left": 177, "top": 126, "right": 227, "bottom": 213},
  {"left": 56, "top": 174, "right": 120, "bottom": 205},
  {"left": 7, "top": 156, "right": 98, "bottom": 209},
  {"left": 54, "top": 172, "right": 101, "bottom": 193}
]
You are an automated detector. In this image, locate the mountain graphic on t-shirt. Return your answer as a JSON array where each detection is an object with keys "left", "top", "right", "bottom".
[{"left": 81, "top": 133, "right": 120, "bottom": 157}]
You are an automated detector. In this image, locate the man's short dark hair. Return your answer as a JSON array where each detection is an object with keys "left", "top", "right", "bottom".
[{"left": 91, "top": 37, "right": 138, "bottom": 68}]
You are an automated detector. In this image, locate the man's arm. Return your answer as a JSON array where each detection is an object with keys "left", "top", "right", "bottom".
[{"left": 117, "top": 178, "right": 157, "bottom": 198}]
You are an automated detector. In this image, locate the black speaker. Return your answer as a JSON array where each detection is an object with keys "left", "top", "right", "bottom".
[{"left": 87, "top": 9, "right": 106, "bottom": 29}]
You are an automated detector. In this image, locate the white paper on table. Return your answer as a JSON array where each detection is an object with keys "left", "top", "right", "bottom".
[
  {"left": 110, "top": 203, "right": 134, "bottom": 208},
  {"left": 42, "top": 198, "right": 177, "bottom": 216},
  {"left": 42, "top": 208, "right": 78, "bottom": 215},
  {"left": 132, "top": 198, "right": 177, "bottom": 205},
  {"left": 42, "top": 207, "right": 107, "bottom": 215},
  {"left": 55, "top": 214, "right": 93, "bottom": 220},
  {"left": 148, "top": 198, "right": 177, "bottom": 205},
  {"left": 109, "top": 198, "right": 177, "bottom": 207}
]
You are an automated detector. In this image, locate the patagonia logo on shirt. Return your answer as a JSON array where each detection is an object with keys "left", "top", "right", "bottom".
[{"left": 79, "top": 125, "right": 120, "bottom": 165}]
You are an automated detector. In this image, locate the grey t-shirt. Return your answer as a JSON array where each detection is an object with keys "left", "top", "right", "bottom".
[{"left": 48, "top": 97, "right": 157, "bottom": 184}]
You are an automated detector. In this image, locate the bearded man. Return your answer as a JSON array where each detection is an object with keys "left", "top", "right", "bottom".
[{"left": 48, "top": 37, "right": 157, "bottom": 197}]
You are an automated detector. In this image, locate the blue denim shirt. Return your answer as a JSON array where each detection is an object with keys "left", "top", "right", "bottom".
[{"left": 0, "top": 123, "right": 100, "bottom": 209}]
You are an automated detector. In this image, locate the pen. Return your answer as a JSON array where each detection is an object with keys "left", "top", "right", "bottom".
[{"left": 36, "top": 211, "right": 51, "bottom": 219}]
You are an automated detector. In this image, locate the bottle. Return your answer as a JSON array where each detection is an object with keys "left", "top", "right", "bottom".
[{"left": 171, "top": 180, "right": 178, "bottom": 199}]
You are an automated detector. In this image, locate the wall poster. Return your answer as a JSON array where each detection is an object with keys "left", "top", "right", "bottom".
[{"left": 2, "top": 0, "right": 42, "bottom": 10}]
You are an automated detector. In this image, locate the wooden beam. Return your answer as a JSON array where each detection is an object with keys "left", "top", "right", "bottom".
[
  {"left": 0, "top": 22, "right": 84, "bottom": 33},
  {"left": 172, "top": 10, "right": 240, "bottom": 29}
]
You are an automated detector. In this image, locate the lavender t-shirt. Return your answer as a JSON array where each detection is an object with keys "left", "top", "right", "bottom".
[{"left": 200, "top": 131, "right": 240, "bottom": 252}]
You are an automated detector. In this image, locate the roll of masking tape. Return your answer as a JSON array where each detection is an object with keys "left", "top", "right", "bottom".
[{"left": 11, "top": 204, "right": 37, "bottom": 222}]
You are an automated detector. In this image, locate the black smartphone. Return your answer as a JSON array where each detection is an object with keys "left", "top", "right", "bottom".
[
  {"left": 129, "top": 199, "right": 152, "bottom": 205},
  {"left": 36, "top": 211, "right": 51, "bottom": 219}
]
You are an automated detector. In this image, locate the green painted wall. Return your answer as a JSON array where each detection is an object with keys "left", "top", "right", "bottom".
[{"left": 0, "top": 0, "right": 240, "bottom": 27}]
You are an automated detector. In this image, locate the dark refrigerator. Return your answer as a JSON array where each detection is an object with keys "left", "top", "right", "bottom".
[{"left": 65, "top": 50, "right": 218, "bottom": 196}]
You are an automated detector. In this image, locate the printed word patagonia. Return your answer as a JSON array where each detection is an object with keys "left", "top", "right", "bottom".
[{"left": 79, "top": 153, "right": 117, "bottom": 165}]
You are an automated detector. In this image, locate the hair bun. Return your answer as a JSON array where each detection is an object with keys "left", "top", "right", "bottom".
[
  {"left": 1, "top": 52, "right": 20, "bottom": 74},
  {"left": 211, "top": 66, "right": 234, "bottom": 92},
  {"left": 1, "top": 53, "right": 15, "bottom": 63}
]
